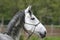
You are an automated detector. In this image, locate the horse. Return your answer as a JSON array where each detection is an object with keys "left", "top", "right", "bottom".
[{"left": 0, "top": 5, "right": 47, "bottom": 40}]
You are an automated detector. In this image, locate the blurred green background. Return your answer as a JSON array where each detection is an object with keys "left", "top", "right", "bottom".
[
  {"left": 0, "top": 0, "right": 60, "bottom": 25},
  {"left": 0, "top": 0, "right": 60, "bottom": 40}
]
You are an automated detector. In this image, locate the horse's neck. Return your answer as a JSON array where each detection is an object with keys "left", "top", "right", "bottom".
[
  {"left": 7, "top": 20, "right": 21, "bottom": 37},
  {"left": 7, "top": 25, "right": 22, "bottom": 40},
  {"left": 11, "top": 23, "right": 24, "bottom": 40},
  {"left": 15, "top": 28, "right": 23, "bottom": 40},
  {"left": 6, "top": 11, "right": 25, "bottom": 39},
  {"left": 7, "top": 21, "right": 24, "bottom": 40}
]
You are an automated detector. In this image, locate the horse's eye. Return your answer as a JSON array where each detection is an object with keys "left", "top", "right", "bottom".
[{"left": 31, "top": 18, "right": 35, "bottom": 20}]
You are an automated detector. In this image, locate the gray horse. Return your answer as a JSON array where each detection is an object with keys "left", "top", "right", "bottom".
[{"left": 0, "top": 5, "right": 47, "bottom": 40}]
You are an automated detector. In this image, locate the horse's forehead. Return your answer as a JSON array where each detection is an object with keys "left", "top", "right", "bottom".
[{"left": 25, "top": 9, "right": 32, "bottom": 16}]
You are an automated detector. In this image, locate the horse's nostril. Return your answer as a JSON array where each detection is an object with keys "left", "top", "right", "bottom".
[
  {"left": 31, "top": 18, "right": 35, "bottom": 20},
  {"left": 44, "top": 31, "right": 46, "bottom": 35}
]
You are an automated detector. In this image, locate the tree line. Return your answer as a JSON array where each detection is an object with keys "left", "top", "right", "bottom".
[{"left": 0, "top": 0, "right": 60, "bottom": 25}]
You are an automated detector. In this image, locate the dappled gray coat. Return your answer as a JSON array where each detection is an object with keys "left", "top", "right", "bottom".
[
  {"left": 0, "top": 10, "right": 25, "bottom": 40},
  {"left": 0, "top": 33, "right": 13, "bottom": 40}
]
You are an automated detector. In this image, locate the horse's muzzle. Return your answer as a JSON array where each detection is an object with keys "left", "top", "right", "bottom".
[{"left": 40, "top": 31, "right": 46, "bottom": 38}]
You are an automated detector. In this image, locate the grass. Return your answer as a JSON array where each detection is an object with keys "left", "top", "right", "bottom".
[
  {"left": 44, "top": 36, "right": 60, "bottom": 40},
  {"left": 30, "top": 36, "right": 60, "bottom": 40},
  {"left": 20, "top": 34, "right": 60, "bottom": 40}
]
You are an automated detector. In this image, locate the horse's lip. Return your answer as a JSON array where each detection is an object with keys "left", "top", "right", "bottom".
[{"left": 39, "top": 33, "right": 46, "bottom": 38}]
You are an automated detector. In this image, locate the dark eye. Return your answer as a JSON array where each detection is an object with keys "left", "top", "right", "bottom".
[{"left": 31, "top": 18, "right": 35, "bottom": 20}]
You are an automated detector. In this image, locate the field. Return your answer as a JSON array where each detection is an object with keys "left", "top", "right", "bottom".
[
  {"left": 44, "top": 36, "right": 60, "bottom": 40},
  {"left": 31, "top": 36, "right": 60, "bottom": 40},
  {"left": 20, "top": 34, "right": 60, "bottom": 40}
]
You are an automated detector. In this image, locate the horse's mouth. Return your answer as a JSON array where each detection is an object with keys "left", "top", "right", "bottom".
[
  {"left": 40, "top": 34, "right": 46, "bottom": 38},
  {"left": 39, "top": 32, "right": 46, "bottom": 38}
]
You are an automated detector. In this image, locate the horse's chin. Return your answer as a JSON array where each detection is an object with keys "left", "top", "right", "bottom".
[{"left": 40, "top": 34, "right": 46, "bottom": 38}]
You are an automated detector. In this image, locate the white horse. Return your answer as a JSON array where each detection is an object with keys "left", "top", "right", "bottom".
[{"left": 0, "top": 5, "right": 47, "bottom": 40}]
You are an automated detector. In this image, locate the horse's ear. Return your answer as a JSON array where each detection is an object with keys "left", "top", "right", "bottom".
[{"left": 25, "top": 5, "right": 32, "bottom": 13}]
